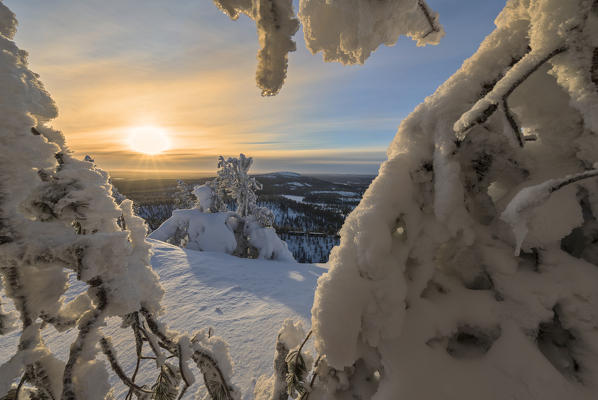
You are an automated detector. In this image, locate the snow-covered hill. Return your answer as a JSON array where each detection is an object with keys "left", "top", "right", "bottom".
[{"left": 0, "top": 240, "right": 326, "bottom": 398}]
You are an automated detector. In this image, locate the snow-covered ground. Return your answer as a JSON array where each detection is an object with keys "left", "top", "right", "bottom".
[
  {"left": 281, "top": 194, "right": 305, "bottom": 203},
  {"left": 0, "top": 239, "right": 326, "bottom": 398},
  {"left": 311, "top": 191, "right": 359, "bottom": 197}
]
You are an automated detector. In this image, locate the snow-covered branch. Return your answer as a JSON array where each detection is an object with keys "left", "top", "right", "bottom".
[
  {"left": 214, "top": 0, "right": 444, "bottom": 95},
  {"left": 213, "top": 0, "right": 299, "bottom": 96},
  {"left": 454, "top": 46, "right": 568, "bottom": 145},
  {"left": 99, "top": 336, "right": 153, "bottom": 396},
  {"left": 501, "top": 169, "right": 598, "bottom": 255}
]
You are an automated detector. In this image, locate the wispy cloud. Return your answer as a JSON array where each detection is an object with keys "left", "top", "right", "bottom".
[{"left": 5, "top": 0, "right": 504, "bottom": 176}]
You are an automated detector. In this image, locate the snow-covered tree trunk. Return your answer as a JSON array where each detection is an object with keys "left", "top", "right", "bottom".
[{"left": 307, "top": 0, "right": 598, "bottom": 399}]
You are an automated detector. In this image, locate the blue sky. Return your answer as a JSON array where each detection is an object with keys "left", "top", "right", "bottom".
[{"left": 5, "top": 0, "right": 505, "bottom": 176}]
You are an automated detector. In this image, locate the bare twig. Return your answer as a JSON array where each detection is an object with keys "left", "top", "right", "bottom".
[
  {"left": 125, "top": 313, "right": 144, "bottom": 400},
  {"left": 418, "top": 0, "right": 440, "bottom": 38},
  {"left": 100, "top": 337, "right": 153, "bottom": 395},
  {"left": 299, "top": 355, "right": 323, "bottom": 400},
  {"left": 592, "top": 48, "right": 598, "bottom": 88},
  {"left": 550, "top": 169, "right": 598, "bottom": 192},
  {"left": 177, "top": 343, "right": 192, "bottom": 400},
  {"left": 502, "top": 98, "right": 524, "bottom": 147},
  {"left": 15, "top": 371, "right": 27, "bottom": 400}
]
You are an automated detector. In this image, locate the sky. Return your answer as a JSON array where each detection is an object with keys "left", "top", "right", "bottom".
[{"left": 5, "top": 0, "right": 505, "bottom": 177}]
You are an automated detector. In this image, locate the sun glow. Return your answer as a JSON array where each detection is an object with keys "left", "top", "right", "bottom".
[{"left": 126, "top": 125, "right": 171, "bottom": 155}]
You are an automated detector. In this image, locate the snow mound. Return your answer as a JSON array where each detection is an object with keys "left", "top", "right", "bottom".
[
  {"left": 149, "top": 209, "right": 295, "bottom": 262},
  {"left": 149, "top": 209, "right": 238, "bottom": 253}
]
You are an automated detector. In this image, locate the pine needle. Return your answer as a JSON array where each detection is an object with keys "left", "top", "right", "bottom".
[{"left": 152, "top": 363, "right": 181, "bottom": 400}]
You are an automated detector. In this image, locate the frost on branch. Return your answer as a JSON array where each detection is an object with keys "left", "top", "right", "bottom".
[
  {"left": 308, "top": 0, "right": 598, "bottom": 398},
  {"left": 214, "top": 0, "right": 443, "bottom": 95},
  {"left": 213, "top": 0, "right": 299, "bottom": 96}
]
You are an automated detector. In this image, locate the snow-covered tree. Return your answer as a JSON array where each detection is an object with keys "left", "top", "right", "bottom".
[
  {"left": 173, "top": 179, "right": 196, "bottom": 210},
  {"left": 150, "top": 155, "right": 294, "bottom": 261},
  {"left": 213, "top": 0, "right": 444, "bottom": 95},
  {"left": 0, "top": 3, "right": 237, "bottom": 399},
  {"left": 212, "top": 154, "right": 262, "bottom": 217},
  {"left": 296, "top": 1, "right": 598, "bottom": 399},
  {"left": 84, "top": 154, "right": 126, "bottom": 204}
]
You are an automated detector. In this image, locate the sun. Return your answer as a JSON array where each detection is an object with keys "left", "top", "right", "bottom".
[{"left": 126, "top": 125, "right": 171, "bottom": 155}]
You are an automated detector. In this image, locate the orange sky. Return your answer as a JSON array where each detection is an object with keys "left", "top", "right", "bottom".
[{"left": 5, "top": 0, "right": 504, "bottom": 177}]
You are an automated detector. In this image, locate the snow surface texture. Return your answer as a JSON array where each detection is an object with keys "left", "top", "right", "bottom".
[
  {"left": 0, "top": 240, "right": 325, "bottom": 398},
  {"left": 309, "top": 0, "right": 598, "bottom": 399},
  {"left": 214, "top": 0, "right": 443, "bottom": 94}
]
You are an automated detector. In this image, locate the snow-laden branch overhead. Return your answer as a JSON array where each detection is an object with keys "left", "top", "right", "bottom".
[
  {"left": 213, "top": 0, "right": 299, "bottom": 96},
  {"left": 213, "top": 0, "right": 444, "bottom": 95},
  {"left": 299, "top": 0, "right": 443, "bottom": 64}
]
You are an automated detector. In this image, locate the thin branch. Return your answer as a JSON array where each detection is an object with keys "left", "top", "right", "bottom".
[
  {"left": 417, "top": 0, "right": 440, "bottom": 38},
  {"left": 176, "top": 384, "right": 189, "bottom": 400},
  {"left": 137, "top": 324, "right": 167, "bottom": 363},
  {"left": 502, "top": 98, "right": 524, "bottom": 147},
  {"left": 591, "top": 48, "right": 598, "bottom": 88},
  {"left": 299, "top": 355, "right": 322, "bottom": 400},
  {"left": 15, "top": 371, "right": 27, "bottom": 400},
  {"left": 455, "top": 46, "right": 568, "bottom": 143},
  {"left": 297, "top": 330, "right": 312, "bottom": 354},
  {"left": 100, "top": 337, "right": 153, "bottom": 394},
  {"left": 125, "top": 313, "right": 144, "bottom": 400},
  {"left": 503, "top": 46, "right": 568, "bottom": 99},
  {"left": 550, "top": 169, "right": 598, "bottom": 192},
  {"left": 177, "top": 342, "right": 192, "bottom": 400}
]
